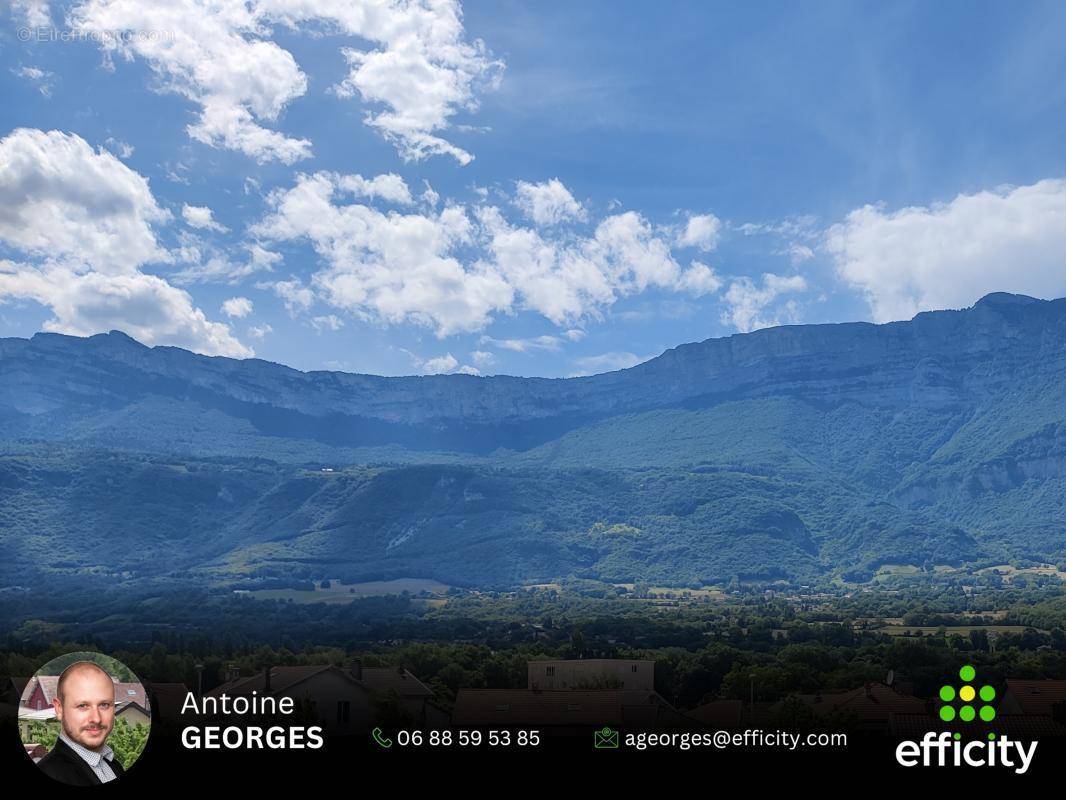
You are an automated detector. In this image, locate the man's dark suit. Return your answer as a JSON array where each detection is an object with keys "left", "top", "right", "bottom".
[{"left": 35, "top": 736, "right": 126, "bottom": 786}]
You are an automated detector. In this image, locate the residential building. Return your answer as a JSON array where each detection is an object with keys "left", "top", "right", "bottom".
[{"left": 527, "top": 659, "right": 654, "bottom": 691}]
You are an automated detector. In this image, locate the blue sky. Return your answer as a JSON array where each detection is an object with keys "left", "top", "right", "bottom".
[{"left": 2, "top": 1, "right": 1066, "bottom": 377}]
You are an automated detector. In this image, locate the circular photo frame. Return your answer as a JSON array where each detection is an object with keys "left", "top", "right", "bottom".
[{"left": 18, "top": 651, "right": 151, "bottom": 785}]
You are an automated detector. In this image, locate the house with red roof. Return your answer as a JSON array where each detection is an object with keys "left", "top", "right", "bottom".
[{"left": 999, "top": 679, "right": 1066, "bottom": 722}]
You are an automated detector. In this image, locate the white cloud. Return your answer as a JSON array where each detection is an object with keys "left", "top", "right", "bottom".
[
  {"left": 104, "top": 137, "right": 134, "bottom": 159},
  {"left": 421, "top": 181, "right": 440, "bottom": 207},
  {"left": 171, "top": 257, "right": 240, "bottom": 284},
  {"left": 248, "top": 173, "right": 767, "bottom": 338},
  {"left": 478, "top": 207, "right": 711, "bottom": 325},
  {"left": 828, "top": 179, "right": 1066, "bottom": 322},
  {"left": 513, "top": 178, "right": 586, "bottom": 226},
  {"left": 336, "top": 173, "right": 413, "bottom": 205},
  {"left": 247, "top": 244, "right": 283, "bottom": 270},
  {"left": 676, "top": 260, "right": 722, "bottom": 296},
  {"left": 173, "top": 241, "right": 278, "bottom": 285},
  {"left": 248, "top": 323, "right": 272, "bottom": 339},
  {"left": 421, "top": 353, "right": 458, "bottom": 374},
  {"left": 721, "top": 273, "right": 807, "bottom": 333},
  {"left": 0, "top": 263, "right": 251, "bottom": 357},
  {"left": 165, "top": 166, "right": 190, "bottom": 185},
  {"left": 785, "top": 243, "right": 814, "bottom": 264},
  {"left": 0, "top": 128, "right": 248, "bottom": 357},
  {"left": 475, "top": 207, "right": 593, "bottom": 324},
  {"left": 13, "top": 66, "right": 55, "bottom": 97},
  {"left": 569, "top": 351, "right": 648, "bottom": 377},
  {"left": 70, "top": 0, "right": 501, "bottom": 164},
  {"left": 71, "top": 1, "right": 312, "bottom": 164},
  {"left": 311, "top": 314, "right": 344, "bottom": 332},
  {"left": 221, "top": 296, "right": 253, "bottom": 318},
  {"left": 405, "top": 347, "right": 476, "bottom": 375},
  {"left": 739, "top": 215, "right": 819, "bottom": 240},
  {"left": 327, "top": 0, "right": 503, "bottom": 164},
  {"left": 266, "top": 278, "right": 315, "bottom": 315},
  {"left": 740, "top": 216, "right": 820, "bottom": 268},
  {"left": 11, "top": 0, "right": 51, "bottom": 27},
  {"left": 479, "top": 334, "right": 563, "bottom": 353},
  {"left": 182, "top": 204, "right": 228, "bottom": 232},
  {"left": 0, "top": 128, "right": 168, "bottom": 273},
  {"left": 676, "top": 213, "right": 721, "bottom": 252},
  {"left": 470, "top": 349, "right": 495, "bottom": 367},
  {"left": 252, "top": 172, "right": 512, "bottom": 335}
]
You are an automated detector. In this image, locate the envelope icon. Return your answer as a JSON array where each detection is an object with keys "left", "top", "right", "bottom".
[{"left": 594, "top": 726, "right": 619, "bottom": 749}]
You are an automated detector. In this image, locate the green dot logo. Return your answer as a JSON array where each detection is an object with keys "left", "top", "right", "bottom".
[{"left": 937, "top": 664, "right": 996, "bottom": 726}]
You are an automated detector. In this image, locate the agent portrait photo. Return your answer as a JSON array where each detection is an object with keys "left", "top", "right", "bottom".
[{"left": 18, "top": 652, "right": 151, "bottom": 786}]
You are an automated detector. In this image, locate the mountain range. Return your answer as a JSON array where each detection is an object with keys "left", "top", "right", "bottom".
[{"left": 2, "top": 291, "right": 1065, "bottom": 589}]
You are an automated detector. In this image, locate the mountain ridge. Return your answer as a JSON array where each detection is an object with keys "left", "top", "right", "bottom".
[
  {"left": 3, "top": 292, "right": 1065, "bottom": 432},
  {"left": 2, "top": 292, "right": 1064, "bottom": 588}
]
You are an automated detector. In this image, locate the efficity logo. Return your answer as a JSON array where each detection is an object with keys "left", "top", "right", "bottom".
[{"left": 895, "top": 664, "right": 1038, "bottom": 774}]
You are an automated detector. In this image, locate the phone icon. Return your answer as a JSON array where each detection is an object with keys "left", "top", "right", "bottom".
[{"left": 372, "top": 727, "right": 393, "bottom": 749}]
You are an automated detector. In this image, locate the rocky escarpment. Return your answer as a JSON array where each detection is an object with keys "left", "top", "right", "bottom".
[
  {"left": 2, "top": 293, "right": 1065, "bottom": 433},
  {"left": 894, "top": 421, "right": 1066, "bottom": 506},
  {"left": 2, "top": 293, "right": 1066, "bottom": 585}
]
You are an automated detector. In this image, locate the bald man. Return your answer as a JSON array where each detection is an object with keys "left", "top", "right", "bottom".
[{"left": 36, "top": 661, "right": 127, "bottom": 785}]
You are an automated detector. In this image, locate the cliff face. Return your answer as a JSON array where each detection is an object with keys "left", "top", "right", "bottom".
[
  {"left": 635, "top": 292, "right": 1066, "bottom": 409},
  {"left": 2, "top": 292, "right": 1064, "bottom": 429},
  {"left": 1, "top": 293, "right": 1064, "bottom": 586}
]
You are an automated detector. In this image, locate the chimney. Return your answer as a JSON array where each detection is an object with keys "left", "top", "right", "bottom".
[
  {"left": 264, "top": 665, "right": 272, "bottom": 693},
  {"left": 226, "top": 664, "right": 240, "bottom": 683},
  {"left": 350, "top": 659, "right": 363, "bottom": 681}
]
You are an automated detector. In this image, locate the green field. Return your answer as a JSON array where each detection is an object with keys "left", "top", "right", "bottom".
[
  {"left": 246, "top": 578, "right": 451, "bottom": 604},
  {"left": 875, "top": 564, "right": 922, "bottom": 576},
  {"left": 975, "top": 564, "right": 1066, "bottom": 580}
]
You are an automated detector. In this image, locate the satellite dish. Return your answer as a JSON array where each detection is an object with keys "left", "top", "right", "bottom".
[{"left": 886, "top": 669, "right": 895, "bottom": 686}]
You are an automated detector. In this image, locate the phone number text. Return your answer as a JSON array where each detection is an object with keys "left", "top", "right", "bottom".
[{"left": 393, "top": 730, "right": 541, "bottom": 747}]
